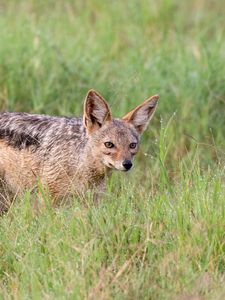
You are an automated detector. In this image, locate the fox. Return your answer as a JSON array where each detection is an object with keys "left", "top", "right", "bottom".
[{"left": 0, "top": 90, "right": 159, "bottom": 213}]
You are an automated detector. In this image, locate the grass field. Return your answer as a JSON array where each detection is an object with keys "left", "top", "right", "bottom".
[{"left": 0, "top": 1, "right": 225, "bottom": 299}]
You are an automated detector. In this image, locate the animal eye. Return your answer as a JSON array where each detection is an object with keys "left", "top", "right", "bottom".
[
  {"left": 104, "top": 142, "right": 114, "bottom": 148},
  {"left": 129, "top": 143, "right": 137, "bottom": 149}
]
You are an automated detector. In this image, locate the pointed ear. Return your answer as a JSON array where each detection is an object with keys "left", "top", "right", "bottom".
[
  {"left": 83, "top": 89, "right": 112, "bottom": 134},
  {"left": 122, "top": 95, "right": 159, "bottom": 134}
]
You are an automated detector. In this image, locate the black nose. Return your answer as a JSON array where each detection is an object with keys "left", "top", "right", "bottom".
[{"left": 122, "top": 160, "right": 132, "bottom": 171}]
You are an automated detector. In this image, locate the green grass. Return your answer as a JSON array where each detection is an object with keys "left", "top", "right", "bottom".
[{"left": 0, "top": 0, "right": 225, "bottom": 299}]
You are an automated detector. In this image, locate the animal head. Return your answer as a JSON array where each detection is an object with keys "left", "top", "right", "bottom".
[{"left": 83, "top": 90, "right": 159, "bottom": 172}]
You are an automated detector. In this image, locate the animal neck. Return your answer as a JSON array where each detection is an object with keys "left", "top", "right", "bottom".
[{"left": 76, "top": 145, "right": 111, "bottom": 188}]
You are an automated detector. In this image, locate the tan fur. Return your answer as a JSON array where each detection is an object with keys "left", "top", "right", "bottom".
[
  {"left": 0, "top": 140, "right": 40, "bottom": 211},
  {"left": 0, "top": 90, "right": 159, "bottom": 213},
  {"left": 123, "top": 95, "right": 159, "bottom": 134},
  {"left": 0, "top": 140, "right": 40, "bottom": 193}
]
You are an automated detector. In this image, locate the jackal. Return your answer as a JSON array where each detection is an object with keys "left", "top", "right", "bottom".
[{"left": 0, "top": 90, "right": 159, "bottom": 212}]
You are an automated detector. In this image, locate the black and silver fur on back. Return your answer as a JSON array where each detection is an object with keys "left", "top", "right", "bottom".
[{"left": 0, "top": 112, "right": 86, "bottom": 152}]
